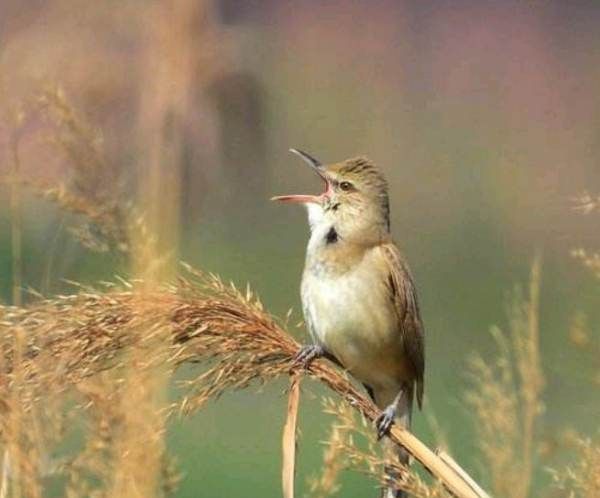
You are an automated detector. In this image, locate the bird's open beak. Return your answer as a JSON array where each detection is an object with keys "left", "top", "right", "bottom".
[{"left": 271, "top": 149, "right": 332, "bottom": 204}]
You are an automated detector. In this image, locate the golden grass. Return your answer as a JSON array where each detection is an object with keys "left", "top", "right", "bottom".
[
  {"left": 37, "top": 87, "right": 133, "bottom": 255},
  {"left": 465, "top": 258, "right": 543, "bottom": 498},
  {"left": 0, "top": 265, "right": 485, "bottom": 498},
  {"left": 573, "top": 193, "right": 600, "bottom": 215},
  {"left": 546, "top": 194, "right": 600, "bottom": 498},
  {"left": 282, "top": 374, "right": 301, "bottom": 498},
  {"left": 1, "top": 86, "right": 598, "bottom": 498},
  {"left": 310, "top": 398, "right": 449, "bottom": 498},
  {"left": 2, "top": 83, "right": 175, "bottom": 497},
  {"left": 550, "top": 436, "right": 600, "bottom": 497}
]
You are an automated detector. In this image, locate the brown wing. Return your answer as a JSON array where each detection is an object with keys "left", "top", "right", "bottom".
[{"left": 381, "top": 242, "right": 425, "bottom": 409}]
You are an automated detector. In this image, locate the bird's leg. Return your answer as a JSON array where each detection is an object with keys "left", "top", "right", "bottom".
[
  {"left": 293, "top": 344, "right": 341, "bottom": 368},
  {"left": 293, "top": 344, "right": 325, "bottom": 367},
  {"left": 375, "top": 389, "right": 405, "bottom": 440}
]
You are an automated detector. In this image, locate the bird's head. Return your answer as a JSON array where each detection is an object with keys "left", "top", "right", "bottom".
[{"left": 272, "top": 149, "right": 390, "bottom": 245}]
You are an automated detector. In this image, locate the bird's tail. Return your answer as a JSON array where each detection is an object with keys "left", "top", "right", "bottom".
[{"left": 377, "top": 389, "right": 413, "bottom": 498}]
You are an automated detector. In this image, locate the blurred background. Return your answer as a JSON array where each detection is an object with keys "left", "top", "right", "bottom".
[{"left": 1, "top": 0, "right": 599, "bottom": 496}]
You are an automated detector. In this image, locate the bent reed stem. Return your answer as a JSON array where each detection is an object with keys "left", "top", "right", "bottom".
[{"left": 0, "top": 270, "right": 485, "bottom": 498}]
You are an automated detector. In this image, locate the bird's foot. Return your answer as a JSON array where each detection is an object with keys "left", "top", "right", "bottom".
[
  {"left": 293, "top": 344, "right": 324, "bottom": 368},
  {"left": 376, "top": 404, "right": 397, "bottom": 440}
]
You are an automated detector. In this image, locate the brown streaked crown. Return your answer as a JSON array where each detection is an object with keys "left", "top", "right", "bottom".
[
  {"left": 328, "top": 157, "right": 388, "bottom": 193},
  {"left": 327, "top": 156, "right": 390, "bottom": 230}
]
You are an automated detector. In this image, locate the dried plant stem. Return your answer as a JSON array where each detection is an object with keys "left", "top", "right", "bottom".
[
  {"left": 0, "top": 271, "right": 486, "bottom": 498},
  {"left": 519, "top": 257, "right": 542, "bottom": 496},
  {"left": 0, "top": 450, "right": 8, "bottom": 498},
  {"left": 7, "top": 328, "right": 24, "bottom": 498},
  {"left": 9, "top": 132, "right": 23, "bottom": 307},
  {"left": 436, "top": 451, "right": 491, "bottom": 498},
  {"left": 282, "top": 373, "right": 301, "bottom": 498},
  {"left": 296, "top": 362, "right": 480, "bottom": 498},
  {"left": 465, "top": 259, "right": 544, "bottom": 498},
  {"left": 309, "top": 400, "right": 346, "bottom": 497}
]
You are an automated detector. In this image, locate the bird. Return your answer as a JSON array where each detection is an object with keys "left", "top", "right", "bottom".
[{"left": 272, "top": 149, "right": 425, "bottom": 498}]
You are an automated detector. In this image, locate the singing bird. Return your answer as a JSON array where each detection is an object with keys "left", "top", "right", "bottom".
[{"left": 272, "top": 149, "right": 425, "bottom": 497}]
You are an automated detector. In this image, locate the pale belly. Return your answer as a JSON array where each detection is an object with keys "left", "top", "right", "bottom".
[{"left": 302, "top": 264, "right": 408, "bottom": 392}]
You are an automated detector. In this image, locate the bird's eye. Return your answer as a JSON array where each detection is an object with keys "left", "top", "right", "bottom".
[{"left": 339, "top": 181, "right": 353, "bottom": 191}]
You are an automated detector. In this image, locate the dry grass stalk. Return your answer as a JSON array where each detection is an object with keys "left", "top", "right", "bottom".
[
  {"left": 3, "top": 85, "right": 180, "bottom": 497},
  {"left": 571, "top": 248, "right": 600, "bottom": 280},
  {"left": 0, "top": 266, "right": 486, "bottom": 498},
  {"left": 61, "top": 373, "right": 124, "bottom": 498},
  {"left": 59, "top": 370, "right": 178, "bottom": 498},
  {"left": 547, "top": 195, "right": 600, "bottom": 498},
  {"left": 106, "top": 323, "right": 172, "bottom": 498},
  {"left": 573, "top": 192, "right": 600, "bottom": 215},
  {"left": 549, "top": 435, "right": 600, "bottom": 498},
  {"left": 568, "top": 312, "right": 600, "bottom": 388},
  {"left": 0, "top": 450, "right": 9, "bottom": 498},
  {"left": 307, "top": 400, "right": 347, "bottom": 498},
  {"left": 0, "top": 293, "right": 180, "bottom": 498},
  {"left": 0, "top": 87, "right": 148, "bottom": 260},
  {"left": 0, "top": 327, "right": 44, "bottom": 498},
  {"left": 311, "top": 398, "right": 450, "bottom": 498},
  {"left": 571, "top": 192, "right": 600, "bottom": 279},
  {"left": 8, "top": 115, "right": 23, "bottom": 307},
  {"left": 282, "top": 373, "right": 301, "bottom": 498},
  {"left": 465, "top": 259, "right": 544, "bottom": 498},
  {"left": 37, "top": 87, "right": 133, "bottom": 255},
  {"left": 435, "top": 452, "right": 491, "bottom": 498}
]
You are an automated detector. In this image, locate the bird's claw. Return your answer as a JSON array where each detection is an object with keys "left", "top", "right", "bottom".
[
  {"left": 376, "top": 404, "right": 397, "bottom": 440},
  {"left": 293, "top": 344, "right": 324, "bottom": 368}
]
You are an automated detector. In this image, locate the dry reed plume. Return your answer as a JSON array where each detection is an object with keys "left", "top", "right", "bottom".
[
  {"left": 545, "top": 191, "right": 600, "bottom": 498},
  {"left": 460, "top": 197, "right": 600, "bottom": 498},
  {"left": 0, "top": 265, "right": 484, "bottom": 498},
  {"left": 29, "top": 87, "right": 133, "bottom": 255},
  {"left": 309, "top": 398, "right": 449, "bottom": 498},
  {"left": 465, "top": 259, "right": 543, "bottom": 498}
]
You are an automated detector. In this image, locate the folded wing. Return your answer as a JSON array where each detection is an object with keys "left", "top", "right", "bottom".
[{"left": 380, "top": 242, "right": 425, "bottom": 409}]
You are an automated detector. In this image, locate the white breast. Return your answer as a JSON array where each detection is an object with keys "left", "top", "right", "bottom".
[{"left": 301, "top": 250, "right": 401, "bottom": 388}]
